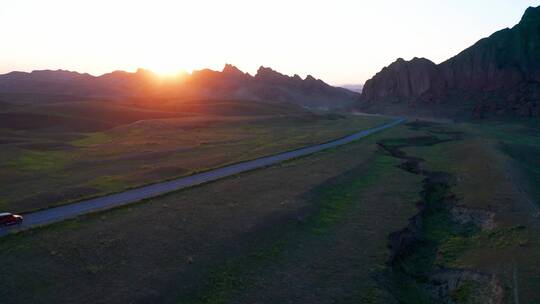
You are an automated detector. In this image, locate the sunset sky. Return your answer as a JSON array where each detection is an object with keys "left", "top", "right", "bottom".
[{"left": 1, "top": 0, "right": 538, "bottom": 85}]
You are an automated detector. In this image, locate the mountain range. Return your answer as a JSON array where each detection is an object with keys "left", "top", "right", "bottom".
[
  {"left": 0, "top": 65, "right": 358, "bottom": 110},
  {"left": 358, "top": 5, "right": 540, "bottom": 118},
  {"left": 3, "top": 5, "right": 539, "bottom": 118}
]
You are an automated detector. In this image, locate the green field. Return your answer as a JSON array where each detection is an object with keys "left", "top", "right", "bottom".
[
  {"left": 1, "top": 107, "right": 540, "bottom": 303},
  {"left": 0, "top": 99, "right": 389, "bottom": 213},
  {"left": 0, "top": 101, "right": 540, "bottom": 303}
]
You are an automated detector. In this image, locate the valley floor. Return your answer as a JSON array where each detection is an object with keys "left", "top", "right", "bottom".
[
  {"left": 1, "top": 119, "right": 540, "bottom": 303},
  {"left": 0, "top": 100, "right": 388, "bottom": 213}
]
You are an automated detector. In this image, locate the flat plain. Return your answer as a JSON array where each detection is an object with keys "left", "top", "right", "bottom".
[
  {"left": 0, "top": 99, "right": 388, "bottom": 213},
  {"left": 2, "top": 118, "right": 539, "bottom": 303}
]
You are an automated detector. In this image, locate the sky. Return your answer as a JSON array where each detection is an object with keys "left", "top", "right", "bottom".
[{"left": 0, "top": 0, "right": 538, "bottom": 85}]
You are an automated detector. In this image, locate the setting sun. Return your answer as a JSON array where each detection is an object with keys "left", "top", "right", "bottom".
[
  {"left": 144, "top": 59, "right": 194, "bottom": 78},
  {"left": 137, "top": 49, "right": 196, "bottom": 78},
  {"left": 150, "top": 66, "right": 192, "bottom": 79}
]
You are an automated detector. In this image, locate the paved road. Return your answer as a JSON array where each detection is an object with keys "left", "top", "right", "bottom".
[{"left": 0, "top": 118, "right": 405, "bottom": 237}]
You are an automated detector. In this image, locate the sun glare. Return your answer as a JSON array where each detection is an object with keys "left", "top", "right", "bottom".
[
  {"left": 140, "top": 55, "right": 195, "bottom": 79},
  {"left": 150, "top": 65, "right": 192, "bottom": 79}
]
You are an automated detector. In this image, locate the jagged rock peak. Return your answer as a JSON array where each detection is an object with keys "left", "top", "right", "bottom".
[
  {"left": 255, "top": 66, "right": 293, "bottom": 84},
  {"left": 388, "top": 57, "right": 435, "bottom": 68},
  {"left": 304, "top": 75, "right": 326, "bottom": 85},
  {"left": 255, "top": 66, "right": 284, "bottom": 77},
  {"left": 520, "top": 5, "right": 540, "bottom": 23},
  {"left": 222, "top": 64, "right": 245, "bottom": 75}
]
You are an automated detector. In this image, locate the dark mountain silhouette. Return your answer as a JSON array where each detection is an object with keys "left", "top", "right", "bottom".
[
  {"left": 0, "top": 65, "right": 358, "bottom": 109},
  {"left": 359, "top": 5, "right": 540, "bottom": 118}
]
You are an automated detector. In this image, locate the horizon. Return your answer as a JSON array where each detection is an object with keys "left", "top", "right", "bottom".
[
  {"left": 1, "top": 0, "right": 538, "bottom": 85},
  {"left": 0, "top": 64, "right": 344, "bottom": 84}
]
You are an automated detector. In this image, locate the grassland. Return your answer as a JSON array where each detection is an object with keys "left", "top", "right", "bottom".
[
  {"left": 1, "top": 114, "right": 540, "bottom": 303},
  {"left": 0, "top": 99, "right": 389, "bottom": 213},
  {"left": 0, "top": 122, "right": 422, "bottom": 304},
  {"left": 391, "top": 119, "right": 540, "bottom": 303}
]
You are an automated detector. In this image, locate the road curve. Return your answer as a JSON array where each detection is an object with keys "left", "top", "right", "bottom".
[{"left": 0, "top": 118, "right": 405, "bottom": 237}]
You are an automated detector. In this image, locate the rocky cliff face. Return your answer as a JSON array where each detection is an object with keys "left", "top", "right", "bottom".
[
  {"left": 362, "top": 57, "right": 442, "bottom": 102},
  {"left": 439, "top": 5, "right": 540, "bottom": 94},
  {"left": 360, "top": 5, "right": 540, "bottom": 117}
]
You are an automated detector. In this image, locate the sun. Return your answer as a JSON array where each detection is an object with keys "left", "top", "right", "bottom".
[
  {"left": 151, "top": 65, "right": 191, "bottom": 79},
  {"left": 138, "top": 47, "right": 200, "bottom": 79},
  {"left": 142, "top": 58, "right": 194, "bottom": 79}
]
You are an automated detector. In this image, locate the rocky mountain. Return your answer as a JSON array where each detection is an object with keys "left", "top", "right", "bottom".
[
  {"left": 0, "top": 65, "right": 358, "bottom": 109},
  {"left": 359, "top": 5, "right": 540, "bottom": 118}
]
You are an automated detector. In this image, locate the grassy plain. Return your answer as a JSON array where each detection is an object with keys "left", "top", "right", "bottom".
[
  {"left": 0, "top": 122, "right": 421, "bottom": 304},
  {"left": 1, "top": 116, "right": 540, "bottom": 303},
  {"left": 394, "top": 119, "right": 540, "bottom": 303},
  {"left": 0, "top": 99, "right": 388, "bottom": 213}
]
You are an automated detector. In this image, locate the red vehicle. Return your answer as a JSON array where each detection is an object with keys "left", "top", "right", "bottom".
[{"left": 0, "top": 212, "right": 23, "bottom": 227}]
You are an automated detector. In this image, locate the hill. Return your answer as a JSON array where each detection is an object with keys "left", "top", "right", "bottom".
[
  {"left": 358, "top": 5, "right": 540, "bottom": 118},
  {"left": 0, "top": 65, "right": 359, "bottom": 110}
]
